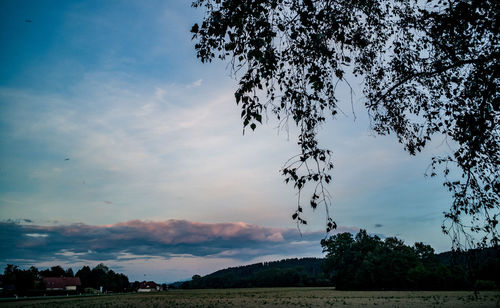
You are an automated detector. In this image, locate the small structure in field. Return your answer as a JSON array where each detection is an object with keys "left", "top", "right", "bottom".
[
  {"left": 43, "top": 277, "right": 81, "bottom": 291},
  {"left": 137, "top": 281, "right": 159, "bottom": 292}
]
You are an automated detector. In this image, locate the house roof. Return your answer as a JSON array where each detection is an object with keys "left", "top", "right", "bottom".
[
  {"left": 43, "top": 277, "right": 81, "bottom": 288},
  {"left": 139, "top": 281, "right": 158, "bottom": 289}
]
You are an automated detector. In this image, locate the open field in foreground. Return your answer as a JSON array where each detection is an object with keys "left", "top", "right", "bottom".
[{"left": 1, "top": 288, "right": 499, "bottom": 308}]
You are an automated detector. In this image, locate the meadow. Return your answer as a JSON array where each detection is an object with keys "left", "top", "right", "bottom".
[{"left": 1, "top": 288, "right": 500, "bottom": 308}]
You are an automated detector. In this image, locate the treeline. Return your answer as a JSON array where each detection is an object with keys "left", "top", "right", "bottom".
[
  {"left": 180, "top": 258, "right": 331, "bottom": 289},
  {"left": 179, "top": 231, "right": 499, "bottom": 291},
  {"left": 0, "top": 263, "right": 129, "bottom": 296},
  {"left": 321, "top": 230, "right": 500, "bottom": 290},
  {"left": 75, "top": 264, "right": 129, "bottom": 293}
]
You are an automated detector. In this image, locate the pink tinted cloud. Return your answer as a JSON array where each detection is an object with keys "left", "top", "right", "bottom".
[
  {"left": 20, "top": 219, "right": 359, "bottom": 246},
  {"left": 112, "top": 220, "right": 287, "bottom": 244},
  {"left": 2, "top": 219, "right": 362, "bottom": 264}
]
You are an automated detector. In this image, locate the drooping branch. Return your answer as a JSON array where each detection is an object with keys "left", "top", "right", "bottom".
[{"left": 192, "top": 0, "right": 499, "bottom": 247}]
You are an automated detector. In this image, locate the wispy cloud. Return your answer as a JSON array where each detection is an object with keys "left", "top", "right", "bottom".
[
  {"left": 0, "top": 75, "right": 300, "bottom": 226},
  {"left": 0, "top": 0, "right": 456, "bottom": 281},
  {"left": 186, "top": 79, "right": 203, "bottom": 88},
  {"left": 25, "top": 233, "right": 49, "bottom": 238}
]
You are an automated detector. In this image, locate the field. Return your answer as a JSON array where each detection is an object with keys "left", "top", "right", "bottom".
[{"left": 1, "top": 288, "right": 499, "bottom": 307}]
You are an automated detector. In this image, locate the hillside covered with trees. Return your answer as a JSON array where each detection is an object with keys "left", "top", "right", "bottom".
[
  {"left": 180, "top": 231, "right": 499, "bottom": 290},
  {"left": 181, "top": 258, "right": 330, "bottom": 289}
]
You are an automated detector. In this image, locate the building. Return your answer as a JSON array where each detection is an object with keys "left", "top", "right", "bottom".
[
  {"left": 43, "top": 277, "right": 81, "bottom": 291},
  {"left": 137, "top": 281, "right": 159, "bottom": 292}
]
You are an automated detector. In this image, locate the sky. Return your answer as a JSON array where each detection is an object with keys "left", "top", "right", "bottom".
[{"left": 0, "top": 0, "right": 457, "bottom": 283}]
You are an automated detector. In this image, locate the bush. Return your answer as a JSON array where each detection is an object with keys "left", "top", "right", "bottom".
[
  {"left": 84, "top": 287, "right": 100, "bottom": 294},
  {"left": 474, "top": 280, "right": 497, "bottom": 291}
]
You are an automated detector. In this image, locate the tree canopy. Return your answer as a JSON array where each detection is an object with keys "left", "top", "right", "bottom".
[
  {"left": 191, "top": 0, "right": 499, "bottom": 248},
  {"left": 178, "top": 234, "right": 500, "bottom": 290},
  {"left": 182, "top": 258, "right": 329, "bottom": 289},
  {"left": 320, "top": 230, "right": 500, "bottom": 290},
  {"left": 1, "top": 264, "right": 130, "bottom": 296}
]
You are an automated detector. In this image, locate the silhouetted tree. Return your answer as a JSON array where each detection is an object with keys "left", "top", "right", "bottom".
[
  {"left": 76, "top": 265, "right": 92, "bottom": 287},
  {"left": 191, "top": 0, "right": 499, "bottom": 248},
  {"left": 75, "top": 264, "right": 129, "bottom": 292},
  {"left": 131, "top": 280, "right": 140, "bottom": 291},
  {"left": 40, "top": 265, "right": 67, "bottom": 278},
  {"left": 320, "top": 230, "right": 496, "bottom": 290},
  {"left": 1, "top": 264, "right": 130, "bottom": 296},
  {"left": 2, "top": 265, "right": 42, "bottom": 295},
  {"left": 183, "top": 258, "right": 328, "bottom": 289}
]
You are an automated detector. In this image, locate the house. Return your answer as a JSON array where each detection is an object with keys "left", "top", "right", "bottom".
[
  {"left": 137, "top": 281, "right": 159, "bottom": 292},
  {"left": 43, "top": 277, "right": 81, "bottom": 291}
]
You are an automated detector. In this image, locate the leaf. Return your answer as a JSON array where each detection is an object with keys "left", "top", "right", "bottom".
[
  {"left": 190, "top": 23, "right": 199, "bottom": 34},
  {"left": 192, "top": 0, "right": 500, "bottom": 248},
  {"left": 255, "top": 114, "right": 262, "bottom": 123}
]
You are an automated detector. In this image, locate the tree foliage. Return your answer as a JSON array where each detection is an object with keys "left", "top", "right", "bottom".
[
  {"left": 76, "top": 263, "right": 129, "bottom": 292},
  {"left": 191, "top": 0, "right": 499, "bottom": 248},
  {"left": 1, "top": 265, "right": 41, "bottom": 294},
  {"left": 321, "top": 230, "right": 500, "bottom": 290},
  {"left": 180, "top": 258, "right": 330, "bottom": 289},
  {"left": 0, "top": 264, "right": 130, "bottom": 296},
  {"left": 175, "top": 238, "right": 499, "bottom": 290},
  {"left": 40, "top": 265, "right": 68, "bottom": 278}
]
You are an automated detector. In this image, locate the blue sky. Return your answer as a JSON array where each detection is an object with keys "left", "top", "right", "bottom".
[{"left": 0, "top": 0, "right": 456, "bottom": 282}]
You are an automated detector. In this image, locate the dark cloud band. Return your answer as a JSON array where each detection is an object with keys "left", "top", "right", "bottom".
[{"left": 0, "top": 220, "right": 358, "bottom": 264}]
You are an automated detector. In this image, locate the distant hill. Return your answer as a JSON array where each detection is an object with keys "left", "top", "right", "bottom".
[
  {"left": 178, "top": 258, "right": 331, "bottom": 289},
  {"left": 173, "top": 247, "right": 500, "bottom": 290},
  {"left": 436, "top": 246, "right": 500, "bottom": 266},
  {"left": 436, "top": 246, "right": 500, "bottom": 286}
]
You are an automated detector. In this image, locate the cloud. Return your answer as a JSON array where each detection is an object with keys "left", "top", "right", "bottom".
[
  {"left": 0, "top": 78, "right": 299, "bottom": 227},
  {"left": 0, "top": 219, "right": 358, "bottom": 264},
  {"left": 186, "top": 79, "right": 203, "bottom": 88},
  {"left": 0, "top": 219, "right": 362, "bottom": 282},
  {"left": 25, "top": 233, "right": 49, "bottom": 238}
]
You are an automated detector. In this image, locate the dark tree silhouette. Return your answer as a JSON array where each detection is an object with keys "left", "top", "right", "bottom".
[
  {"left": 321, "top": 230, "right": 500, "bottom": 290},
  {"left": 191, "top": 0, "right": 499, "bottom": 248},
  {"left": 40, "top": 265, "right": 66, "bottom": 278},
  {"left": 182, "top": 258, "right": 328, "bottom": 289},
  {"left": 0, "top": 264, "right": 130, "bottom": 296},
  {"left": 74, "top": 263, "right": 129, "bottom": 292}
]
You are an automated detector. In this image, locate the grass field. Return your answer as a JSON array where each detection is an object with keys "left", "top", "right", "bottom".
[{"left": 1, "top": 288, "right": 499, "bottom": 307}]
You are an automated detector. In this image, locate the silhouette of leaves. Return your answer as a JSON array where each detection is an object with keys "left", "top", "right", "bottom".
[{"left": 192, "top": 0, "right": 499, "bottom": 248}]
